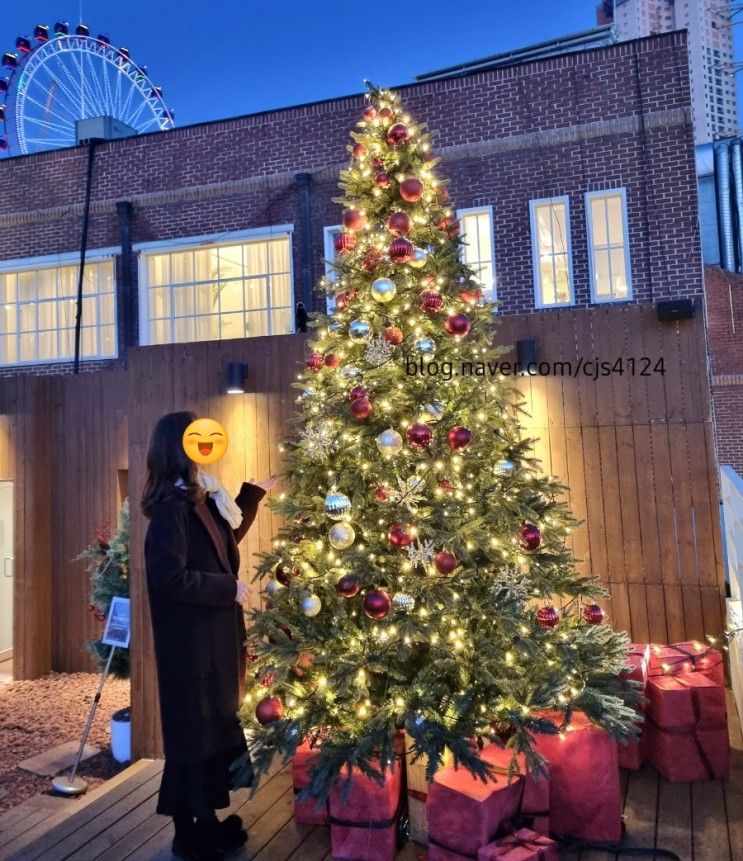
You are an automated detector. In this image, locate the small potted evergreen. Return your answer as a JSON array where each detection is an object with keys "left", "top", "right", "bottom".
[{"left": 78, "top": 500, "right": 131, "bottom": 762}]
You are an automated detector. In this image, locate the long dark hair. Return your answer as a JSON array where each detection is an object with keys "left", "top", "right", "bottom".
[{"left": 141, "top": 411, "right": 203, "bottom": 517}]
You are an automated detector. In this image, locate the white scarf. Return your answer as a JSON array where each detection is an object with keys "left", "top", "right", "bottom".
[{"left": 175, "top": 473, "right": 243, "bottom": 529}]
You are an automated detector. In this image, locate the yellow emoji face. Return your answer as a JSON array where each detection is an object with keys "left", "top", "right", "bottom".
[{"left": 182, "top": 418, "right": 228, "bottom": 465}]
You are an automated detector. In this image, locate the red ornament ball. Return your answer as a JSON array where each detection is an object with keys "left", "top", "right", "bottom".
[
  {"left": 306, "top": 353, "right": 324, "bottom": 371},
  {"left": 390, "top": 237, "right": 414, "bottom": 263},
  {"left": 445, "top": 313, "right": 471, "bottom": 338},
  {"left": 388, "top": 522, "right": 413, "bottom": 549},
  {"left": 363, "top": 588, "right": 392, "bottom": 619},
  {"left": 343, "top": 208, "right": 368, "bottom": 232},
  {"left": 399, "top": 177, "right": 424, "bottom": 202},
  {"left": 362, "top": 248, "right": 383, "bottom": 271},
  {"left": 378, "top": 107, "right": 393, "bottom": 120},
  {"left": 336, "top": 574, "right": 361, "bottom": 598},
  {"left": 334, "top": 231, "right": 357, "bottom": 255},
  {"left": 258, "top": 671, "right": 276, "bottom": 687},
  {"left": 419, "top": 290, "right": 443, "bottom": 313},
  {"left": 373, "top": 484, "right": 390, "bottom": 502},
  {"left": 348, "top": 385, "right": 368, "bottom": 402},
  {"left": 387, "top": 211, "right": 412, "bottom": 236},
  {"left": 518, "top": 522, "right": 542, "bottom": 551},
  {"left": 386, "top": 123, "right": 410, "bottom": 146},
  {"left": 459, "top": 287, "right": 482, "bottom": 305},
  {"left": 363, "top": 106, "right": 377, "bottom": 121},
  {"left": 438, "top": 216, "right": 459, "bottom": 237},
  {"left": 350, "top": 397, "right": 373, "bottom": 420},
  {"left": 375, "top": 172, "right": 390, "bottom": 188},
  {"left": 324, "top": 353, "right": 340, "bottom": 369},
  {"left": 275, "top": 565, "right": 296, "bottom": 586},
  {"left": 335, "top": 291, "right": 351, "bottom": 310},
  {"left": 434, "top": 551, "right": 458, "bottom": 575},
  {"left": 352, "top": 142, "right": 366, "bottom": 158},
  {"left": 383, "top": 326, "right": 404, "bottom": 345},
  {"left": 407, "top": 423, "right": 433, "bottom": 449},
  {"left": 536, "top": 606, "right": 560, "bottom": 629},
  {"left": 583, "top": 603, "right": 606, "bottom": 625},
  {"left": 437, "top": 477, "right": 455, "bottom": 494},
  {"left": 447, "top": 426, "right": 472, "bottom": 450},
  {"left": 255, "top": 696, "right": 284, "bottom": 725}
]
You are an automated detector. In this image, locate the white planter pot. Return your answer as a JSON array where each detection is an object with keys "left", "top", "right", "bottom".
[{"left": 111, "top": 707, "right": 131, "bottom": 763}]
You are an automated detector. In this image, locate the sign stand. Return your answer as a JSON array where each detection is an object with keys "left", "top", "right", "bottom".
[{"left": 52, "top": 597, "right": 131, "bottom": 797}]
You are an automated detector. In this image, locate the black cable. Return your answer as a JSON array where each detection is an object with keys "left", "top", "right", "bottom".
[{"left": 73, "top": 140, "right": 97, "bottom": 374}]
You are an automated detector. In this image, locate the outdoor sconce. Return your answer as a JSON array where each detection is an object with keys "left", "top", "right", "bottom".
[
  {"left": 226, "top": 362, "right": 248, "bottom": 394},
  {"left": 516, "top": 339, "right": 538, "bottom": 375}
]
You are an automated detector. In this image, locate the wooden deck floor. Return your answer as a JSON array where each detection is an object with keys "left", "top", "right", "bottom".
[{"left": 0, "top": 695, "right": 741, "bottom": 861}]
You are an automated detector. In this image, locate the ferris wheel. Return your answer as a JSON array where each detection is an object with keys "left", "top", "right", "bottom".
[{"left": 0, "top": 21, "right": 174, "bottom": 156}]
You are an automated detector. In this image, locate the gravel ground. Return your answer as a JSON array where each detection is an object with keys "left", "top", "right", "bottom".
[{"left": 0, "top": 672, "right": 131, "bottom": 814}]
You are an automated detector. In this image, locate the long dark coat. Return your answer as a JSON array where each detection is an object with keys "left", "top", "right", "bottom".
[{"left": 144, "top": 481, "right": 265, "bottom": 816}]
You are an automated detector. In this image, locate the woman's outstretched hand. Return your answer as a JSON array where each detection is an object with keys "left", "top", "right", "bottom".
[
  {"left": 235, "top": 581, "right": 250, "bottom": 605},
  {"left": 252, "top": 476, "right": 279, "bottom": 491}
]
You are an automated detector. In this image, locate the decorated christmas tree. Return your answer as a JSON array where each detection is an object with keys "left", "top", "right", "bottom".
[
  {"left": 79, "top": 499, "right": 130, "bottom": 678},
  {"left": 241, "top": 86, "right": 637, "bottom": 795}
]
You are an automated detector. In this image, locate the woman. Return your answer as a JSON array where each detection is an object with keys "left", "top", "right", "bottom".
[{"left": 142, "top": 411, "right": 275, "bottom": 861}]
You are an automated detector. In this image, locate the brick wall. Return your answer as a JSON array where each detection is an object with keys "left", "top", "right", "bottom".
[
  {"left": 704, "top": 264, "right": 743, "bottom": 473},
  {"left": 0, "top": 31, "right": 702, "bottom": 378}
]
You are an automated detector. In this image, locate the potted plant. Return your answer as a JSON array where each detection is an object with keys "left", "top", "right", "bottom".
[{"left": 78, "top": 499, "right": 131, "bottom": 762}]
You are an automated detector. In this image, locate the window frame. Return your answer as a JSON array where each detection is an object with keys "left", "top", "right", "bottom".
[
  {"left": 456, "top": 205, "right": 496, "bottom": 303},
  {"left": 323, "top": 225, "right": 342, "bottom": 316},
  {"left": 136, "top": 225, "right": 295, "bottom": 347},
  {"left": 529, "top": 196, "right": 575, "bottom": 309},
  {"left": 0, "top": 248, "right": 119, "bottom": 367},
  {"left": 584, "top": 188, "right": 633, "bottom": 304}
]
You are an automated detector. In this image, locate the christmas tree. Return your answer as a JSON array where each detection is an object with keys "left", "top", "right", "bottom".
[
  {"left": 79, "top": 499, "right": 130, "bottom": 679},
  {"left": 241, "top": 86, "right": 637, "bottom": 795}
]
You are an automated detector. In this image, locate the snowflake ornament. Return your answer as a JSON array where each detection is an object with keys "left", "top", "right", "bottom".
[
  {"left": 492, "top": 567, "right": 531, "bottom": 603},
  {"left": 364, "top": 336, "right": 394, "bottom": 366},
  {"left": 299, "top": 422, "right": 337, "bottom": 462},
  {"left": 405, "top": 538, "right": 436, "bottom": 567},
  {"left": 389, "top": 474, "right": 427, "bottom": 510}
]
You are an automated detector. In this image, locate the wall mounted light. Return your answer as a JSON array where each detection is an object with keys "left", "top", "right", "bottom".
[
  {"left": 226, "top": 362, "right": 247, "bottom": 394},
  {"left": 516, "top": 339, "right": 538, "bottom": 375}
]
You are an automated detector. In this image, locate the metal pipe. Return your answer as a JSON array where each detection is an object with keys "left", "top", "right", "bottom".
[
  {"left": 715, "top": 141, "right": 736, "bottom": 272},
  {"left": 731, "top": 140, "right": 743, "bottom": 271},
  {"left": 73, "top": 141, "right": 98, "bottom": 373},
  {"left": 295, "top": 172, "right": 314, "bottom": 314},
  {"left": 115, "top": 200, "right": 134, "bottom": 361}
]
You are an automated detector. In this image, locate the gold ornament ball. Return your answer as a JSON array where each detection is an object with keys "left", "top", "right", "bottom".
[
  {"left": 328, "top": 522, "right": 356, "bottom": 550},
  {"left": 371, "top": 278, "right": 397, "bottom": 304},
  {"left": 408, "top": 247, "right": 428, "bottom": 269},
  {"left": 300, "top": 594, "right": 322, "bottom": 617},
  {"left": 376, "top": 428, "right": 404, "bottom": 457}
]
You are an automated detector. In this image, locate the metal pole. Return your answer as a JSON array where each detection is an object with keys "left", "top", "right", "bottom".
[{"left": 52, "top": 645, "right": 116, "bottom": 796}]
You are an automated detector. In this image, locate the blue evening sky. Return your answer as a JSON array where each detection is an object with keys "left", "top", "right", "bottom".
[{"left": 3, "top": 1, "right": 741, "bottom": 127}]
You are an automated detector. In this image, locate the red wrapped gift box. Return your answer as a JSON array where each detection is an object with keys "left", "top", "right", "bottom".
[
  {"left": 478, "top": 827, "right": 559, "bottom": 861},
  {"left": 292, "top": 739, "right": 329, "bottom": 825},
  {"left": 646, "top": 673, "right": 729, "bottom": 782},
  {"left": 427, "top": 761, "right": 524, "bottom": 859},
  {"left": 328, "top": 759, "right": 402, "bottom": 861},
  {"left": 618, "top": 643, "right": 649, "bottom": 770},
  {"left": 533, "top": 711, "right": 622, "bottom": 843},
  {"left": 648, "top": 642, "right": 724, "bottom": 687},
  {"left": 480, "top": 744, "right": 550, "bottom": 836}
]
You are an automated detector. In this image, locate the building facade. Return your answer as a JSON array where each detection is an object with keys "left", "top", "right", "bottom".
[{"left": 599, "top": 0, "right": 739, "bottom": 142}]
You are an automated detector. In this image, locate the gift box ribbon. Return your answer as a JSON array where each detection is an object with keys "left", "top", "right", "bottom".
[
  {"left": 648, "top": 676, "right": 722, "bottom": 779},
  {"left": 651, "top": 643, "right": 722, "bottom": 675},
  {"left": 487, "top": 829, "right": 555, "bottom": 859}
]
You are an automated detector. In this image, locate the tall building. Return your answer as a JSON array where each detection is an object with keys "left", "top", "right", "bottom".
[{"left": 599, "top": 0, "right": 739, "bottom": 142}]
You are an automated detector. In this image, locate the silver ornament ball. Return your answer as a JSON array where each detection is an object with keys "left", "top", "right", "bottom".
[
  {"left": 300, "top": 594, "right": 322, "bottom": 617},
  {"left": 414, "top": 337, "right": 436, "bottom": 355},
  {"left": 496, "top": 459, "right": 515, "bottom": 476},
  {"left": 423, "top": 400, "right": 445, "bottom": 422},
  {"left": 324, "top": 491, "right": 351, "bottom": 519},
  {"left": 408, "top": 247, "right": 428, "bottom": 269},
  {"left": 392, "top": 592, "right": 416, "bottom": 611},
  {"left": 266, "top": 578, "right": 284, "bottom": 597},
  {"left": 375, "top": 428, "right": 404, "bottom": 457},
  {"left": 328, "top": 522, "right": 356, "bottom": 550},
  {"left": 371, "top": 278, "right": 397, "bottom": 304},
  {"left": 349, "top": 319, "right": 372, "bottom": 341},
  {"left": 341, "top": 365, "right": 361, "bottom": 379}
]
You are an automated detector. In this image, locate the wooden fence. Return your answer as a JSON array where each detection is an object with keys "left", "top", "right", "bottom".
[{"left": 0, "top": 307, "right": 725, "bottom": 758}]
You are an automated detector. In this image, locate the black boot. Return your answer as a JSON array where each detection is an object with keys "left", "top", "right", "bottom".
[
  {"left": 172, "top": 817, "right": 226, "bottom": 861},
  {"left": 218, "top": 814, "right": 248, "bottom": 850}
]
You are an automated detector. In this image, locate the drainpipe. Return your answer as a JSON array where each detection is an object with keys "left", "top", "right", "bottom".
[
  {"left": 715, "top": 142, "right": 735, "bottom": 272},
  {"left": 73, "top": 141, "right": 98, "bottom": 374},
  {"left": 116, "top": 201, "right": 135, "bottom": 360},
  {"left": 295, "top": 172, "right": 315, "bottom": 314}
]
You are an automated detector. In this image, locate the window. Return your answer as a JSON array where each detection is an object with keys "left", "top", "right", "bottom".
[
  {"left": 585, "top": 189, "right": 632, "bottom": 303},
  {"left": 0, "top": 256, "right": 116, "bottom": 366},
  {"left": 456, "top": 206, "right": 496, "bottom": 301},
  {"left": 138, "top": 228, "right": 294, "bottom": 345},
  {"left": 529, "top": 197, "right": 574, "bottom": 307},
  {"left": 323, "top": 225, "right": 342, "bottom": 315}
]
